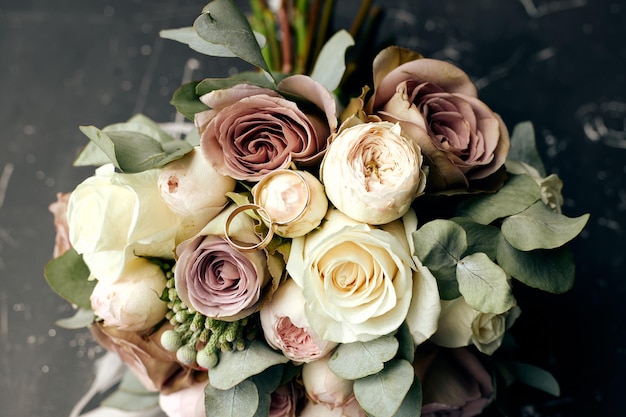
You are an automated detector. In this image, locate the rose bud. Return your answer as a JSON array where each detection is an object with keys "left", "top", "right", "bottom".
[
  {"left": 253, "top": 169, "right": 328, "bottom": 238},
  {"left": 260, "top": 278, "right": 336, "bottom": 363},
  {"left": 430, "top": 297, "right": 521, "bottom": 355},
  {"left": 320, "top": 121, "right": 426, "bottom": 225},
  {"left": 90, "top": 257, "right": 168, "bottom": 332},
  {"left": 299, "top": 398, "right": 366, "bottom": 417},
  {"left": 301, "top": 355, "right": 354, "bottom": 409},
  {"left": 158, "top": 147, "right": 236, "bottom": 241}
]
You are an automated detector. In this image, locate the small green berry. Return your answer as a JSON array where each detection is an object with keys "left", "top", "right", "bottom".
[
  {"left": 160, "top": 330, "right": 182, "bottom": 352},
  {"left": 176, "top": 344, "right": 197, "bottom": 365}
]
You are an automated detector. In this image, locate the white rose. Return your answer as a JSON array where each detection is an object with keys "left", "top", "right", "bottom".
[
  {"left": 301, "top": 355, "right": 354, "bottom": 409},
  {"left": 260, "top": 278, "right": 336, "bottom": 363},
  {"left": 320, "top": 121, "right": 426, "bottom": 225},
  {"left": 90, "top": 257, "right": 168, "bottom": 332},
  {"left": 158, "top": 147, "right": 236, "bottom": 241},
  {"left": 430, "top": 297, "right": 521, "bottom": 355},
  {"left": 68, "top": 164, "right": 181, "bottom": 283},
  {"left": 252, "top": 169, "right": 328, "bottom": 238},
  {"left": 286, "top": 208, "right": 439, "bottom": 343}
]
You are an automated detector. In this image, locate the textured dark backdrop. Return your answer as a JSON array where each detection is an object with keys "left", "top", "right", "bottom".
[{"left": 0, "top": 0, "right": 624, "bottom": 416}]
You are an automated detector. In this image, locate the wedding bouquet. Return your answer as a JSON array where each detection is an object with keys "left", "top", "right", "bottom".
[{"left": 46, "top": 1, "right": 589, "bottom": 416}]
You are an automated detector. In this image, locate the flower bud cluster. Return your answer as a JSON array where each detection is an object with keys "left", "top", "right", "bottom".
[{"left": 159, "top": 267, "right": 258, "bottom": 369}]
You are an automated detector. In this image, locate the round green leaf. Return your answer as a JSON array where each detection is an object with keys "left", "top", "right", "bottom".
[
  {"left": 507, "top": 121, "right": 546, "bottom": 177},
  {"left": 354, "top": 359, "right": 415, "bottom": 417},
  {"left": 43, "top": 248, "right": 95, "bottom": 309},
  {"left": 496, "top": 235, "right": 575, "bottom": 293},
  {"left": 456, "top": 174, "right": 541, "bottom": 225},
  {"left": 309, "top": 29, "right": 355, "bottom": 91},
  {"left": 209, "top": 340, "right": 289, "bottom": 390},
  {"left": 457, "top": 253, "right": 515, "bottom": 314},
  {"left": 451, "top": 217, "right": 501, "bottom": 260},
  {"left": 204, "top": 379, "right": 259, "bottom": 417},
  {"left": 328, "top": 334, "right": 399, "bottom": 380},
  {"left": 501, "top": 201, "right": 590, "bottom": 250},
  {"left": 412, "top": 219, "right": 467, "bottom": 269}
]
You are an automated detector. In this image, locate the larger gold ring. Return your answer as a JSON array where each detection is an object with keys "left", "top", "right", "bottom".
[{"left": 223, "top": 204, "right": 275, "bottom": 252}]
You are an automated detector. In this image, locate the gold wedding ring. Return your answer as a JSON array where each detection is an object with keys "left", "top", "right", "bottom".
[
  {"left": 223, "top": 204, "right": 275, "bottom": 252},
  {"left": 253, "top": 169, "right": 311, "bottom": 226}
]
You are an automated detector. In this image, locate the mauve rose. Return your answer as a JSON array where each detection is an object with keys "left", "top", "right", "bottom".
[
  {"left": 159, "top": 380, "right": 208, "bottom": 417},
  {"left": 413, "top": 345, "right": 494, "bottom": 417},
  {"left": 90, "top": 322, "right": 206, "bottom": 394},
  {"left": 260, "top": 278, "right": 336, "bottom": 363},
  {"left": 175, "top": 205, "right": 271, "bottom": 321},
  {"left": 48, "top": 192, "right": 71, "bottom": 258},
  {"left": 369, "top": 47, "right": 510, "bottom": 190},
  {"left": 196, "top": 75, "right": 337, "bottom": 181},
  {"left": 269, "top": 383, "right": 301, "bottom": 417}
]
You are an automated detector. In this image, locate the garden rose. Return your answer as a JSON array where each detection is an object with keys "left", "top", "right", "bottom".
[
  {"left": 430, "top": 297, "right": 521, "bottom": 355},
  {"left": 90, "top": 257, "right": 168, "bottom": 332},
  {"left": 196, "top": 75, "right": 337, "bottom": 181},
  {"left": 159, "top": 380, "right": 208, "bottom": 417},
  {"left": 269, "top": 383, "right": 301, "bottom": 417},
  {"left": 48, "top": 192, "right": 71, "bottom": 258},
  {"left": 158, "top": 147, "right": 236, "bottom": 240},
  {"left": 90, "top": 322, "right": 206, "bottom": 394},
  {"left": 301, "top": 355, "right": 354, "bottom": 409},
  {"left": 174, "top": 205, "right": 272, "bottom": 321},
  {"left": 67, "top": 164, "right": 180, "bottom": 283},
  {"left": 414, "top": 346, "right": 494, "bottom": 417},
  {"left": 286, "top": 208, "right": 440, "bottom": 343},
  {"left": 253, "top": 169, "right": 328, "bottom": 238},
  {"left": 260, "top": 278, "right": 336, "bottom": 362},
  {"left": 369, "top": 47, "right": 510, "bottom": 190},
  {"left": 320, "top": 121, "right": 427, "bottom": 225}
]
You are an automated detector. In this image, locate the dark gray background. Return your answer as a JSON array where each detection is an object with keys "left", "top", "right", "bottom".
[{"left": 0, "top": 0, "right": 624, "bottom": 416}]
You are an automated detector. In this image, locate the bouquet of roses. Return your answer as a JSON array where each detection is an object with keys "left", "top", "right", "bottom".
[{"left": 45, "top": 1, "right": 589, "bottom": 416}]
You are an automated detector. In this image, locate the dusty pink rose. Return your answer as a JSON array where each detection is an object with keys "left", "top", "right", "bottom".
[
  {"left": 269, "top": 383, "right": 301, "bottom": 417},
  {"left": 159, "top": 380, "right": 208, "bottom": 417},
  {"left": 369, "top": 47, "right": 510, "bottom": 190},
  {"left": 196, "top": 75, "right": 337, "bottom": 181},
  {"left": 260, "top": 278, "right": 336, "bottom": 363},
  {"left": 48, "top": 192, "right": 71, "bottom": 258},
  {"left": 174, "top": 205, "right": 271, "bottom": 321},
  {"left": 413, "top": 346, "right": 494, "bottom": 417}
]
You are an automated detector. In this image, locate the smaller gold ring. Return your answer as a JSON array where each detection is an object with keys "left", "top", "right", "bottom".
[
  {"left": 253, "top": 169, "right": 311, "bottom": 226},
  {"left": 223, "top": 204, "right": 274, "bottom": 252}
]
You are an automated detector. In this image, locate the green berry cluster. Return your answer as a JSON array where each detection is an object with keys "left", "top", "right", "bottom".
[{"left": 158, "top": 267, "right": 258, "bottom": 369}]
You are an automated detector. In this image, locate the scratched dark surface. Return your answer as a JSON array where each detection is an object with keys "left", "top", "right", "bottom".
[{"left": 0, "top": 0, "right": 624, "bottom": 416}]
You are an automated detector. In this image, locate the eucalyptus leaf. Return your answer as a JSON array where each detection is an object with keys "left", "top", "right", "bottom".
[
  {"left": 394, "top": 322, "right": 415, "bottom": 363},
  {"left": 309, "top": 29, "right": 355, "bottom": 91},
  {"left": 432, "top": 265, "right": 461, "bottom": 300},
  {"left": 161, "top": 26, "right": 267, "bottom": 57},
  {"left": 171, "top": 80, "right": 210, "bottom": 121},
  {"left": 353, "top": 359, "right": 415, "bottom": 417},
  {"left": 194, "top": 0, "right": 273, "bottom": 82},
  {"left": 55, "top": 308, "right": 95, "bottom": 329},
  {"left": 250, "top": 366, "right": 284, "bottom": 417},
  {"left": 496, "top": 236, "right": 575, "bottom": 293},
  {"left": 451, "top": 217, "right": 501, "bottom": 260},
  {"left": 104, "top": 114, "right": 175, "bottom": 144},
  {"left": 204, "top": 379, "right": 259, "bottom": 417},
  {"left": 328, "top": 334, "right": 399, "bottom": 380},
  {"left": 456, "top": 174, "right": 541, "bottom": 225},
  {"left": 457, "top": 252, "right": 515, "bottom": 314},
  {"left": 209, "top": 340, "right": 289, "bottom": 390},
  {"left": 73, "top": 142, "right": 111, "bottom": 167},
  {"left": 507, "top": 121, "right": 546, "bottom": 177},
  {"left": 101, "top": 370, "right": 161, "bottom": 411},
  {"left": 392, "top": 377, "right": 422, "bottom": 417},
  {"left": 196, "top": 72, "right": 278, "bottom": 96},
  {"left": 505, "top": 362, "right": 560, "bottom": 396},
  {"left": 412, "top": 219, "right": 467, "bottom": 269},
  {"left": 78, "top": 126, "right": 193, "bottom": 173},
  {"left": 44, "top": 248, "right": 95, "bottom": 309},
  {"left": 501, "top": 201, "right": 590, "bottom": 251}
]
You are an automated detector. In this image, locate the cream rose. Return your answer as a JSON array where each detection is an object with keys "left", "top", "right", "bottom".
[
  {"left": 286, "top": 208, "right": 439, "bottom": 343},
  {"left": 67, "top": 164, "right": 181, "bottom": 283},
  {"left": 260, "top": 278, "right": 336, "bottom": 363},
  {"left": 252, "top": 169, "right": 328, "bottom": 238},
  {"left": 320, "top": 121, "right": 427, "bottom": 225},
  {"left": 430, "top": 297, "right": 521, "bottom": 355},
  {"left": 159, "top": 380, "right": 208, "bottom": 417},
  {"left": 90, "top": 257, "right": 168, "bottom": 332},
  {"left": 158, "top": 147, "right": 236, "bottom": 241},
  {"left": 301, "top": 355, "right": 354, "bottom": 409}
]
